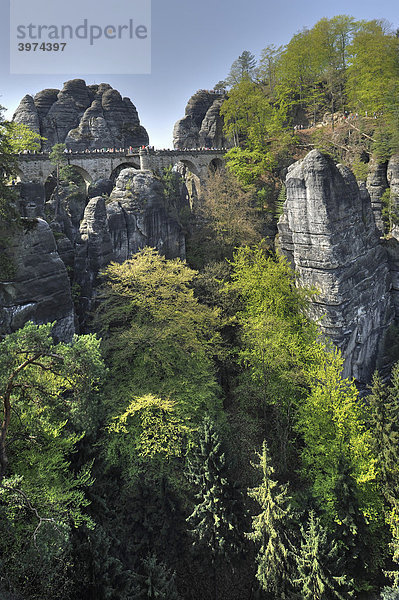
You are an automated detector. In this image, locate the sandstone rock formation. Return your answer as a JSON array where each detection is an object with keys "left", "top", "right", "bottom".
[
  {"left": 366, "top": 157, "right": 388, "bottom": 235},
  {"left": 0, "top": 219, "right": 75, "bottom": 341},
  {"left": 13, "top": 79, "right": 149, "bottom": 151},
  {"left": 173, "top": 90, "right": 231, "bottom": 149},
  {"left": 107, "top": 168, "right": 185, "bottom": 261},
  {"left": 74, "top": 196, "right": 114, "bottom": 328},
  {"left": 278, "top": 149, "right": 395, "bottom": 382},
  {"left": 1, "top": 164, "right": 186, "bottom": 338},
  {"left": 387, "top": 154, "right": 399, "bottom": 240},
  {"left": 74, "top": 169, "right": 185, "bottom": 327}
]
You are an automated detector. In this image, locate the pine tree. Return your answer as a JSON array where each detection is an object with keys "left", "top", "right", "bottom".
[
  {"left": 186, "top": 416, "right": 243, "bottom": 598},
  {"left": 295, "top": 510, "right": 352, "bottom": 600},
  {"left": 66, "top": 524, "right": 136, "bottom": 600},
  {"left": 226, "top": 50, "right": 257, "bottom": 86},
  {"left": 247, "top": 441, "right": 296, "bottom": 599}
]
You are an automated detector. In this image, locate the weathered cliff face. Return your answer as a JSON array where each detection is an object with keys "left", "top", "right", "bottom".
[
  {"left": 173, "top": 90, "right": 231, "bottom": 149},
  {"left": 387, "top": 155, "right": 399, "bottom": 241},
  {"left": 13, "top": 79, "right": 149, "bottom": 151},
  {"left": 74, "top": 197, "right": 114, "bottom": 328},
  {"left": 366, "top": 157, "right": 388, "bottom": 235},
  {"left": 107, "top": 169, "right": 185, "bottom": 261},
  {"left": 278, "top": 149, "right": 394, "bottom": 382},
  {"left": 0, "top": 219, "right": 75, "bottom": 341},
  {"left": 1, "top": 167, "right": 187, "bottom": 336}
]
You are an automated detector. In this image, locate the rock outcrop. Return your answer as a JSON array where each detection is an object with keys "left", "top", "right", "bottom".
[
  {"left": 0, "top": 219, "right": 75, "bottom": 341},
  {"left": 74, "top": 197, "right": 114, "bottom": 328},
  {"left": 387, "top": 155, "right": 399, "bottom": 241},
  {"left": 107, "top": 169, "right": 185, "bottom": 261},
  {"left": 73, "top": 169, "right": 185, "bottom": 327},
  {"left": 173, "top": 90, "right": 231, "bottom": 149},
  {"left": 366, "top": 157, "right": 388, "bottom": 235},
  {"left": 1, "top": 165, "right": 186, "bottom": 338},
  {"left": 278, "top": 149, "right": 395, "bottom": 382},
  {"left": 13, "top": 79, "right": 149, "bottom": 151}
]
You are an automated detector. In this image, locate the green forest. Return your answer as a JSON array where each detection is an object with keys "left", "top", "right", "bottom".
[{"left": 2, "top": 13, "right": 399, "bottom": 600}]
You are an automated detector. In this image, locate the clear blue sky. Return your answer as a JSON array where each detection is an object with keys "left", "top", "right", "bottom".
[{"left": 1, "top": 0, "right": 398, "bottom": 148}]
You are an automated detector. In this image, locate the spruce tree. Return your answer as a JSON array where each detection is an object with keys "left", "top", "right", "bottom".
[
  {"left": 295, "top": 510, "right": 352, "bottom": 600},
  {"left": 247, "top": 440, "right": 296, "bottom": 599},
  {"left": 368, "top": 371, "right": 399, "bottom": 502},
  {"left": 332, "top": 456, "right": 371, "bottom": 586},
  {"left": 186, "top": 416, "right": 243, "bottom": 598},
  {"left": 134, "top": 554, "right": 179, "bottom": 600}
]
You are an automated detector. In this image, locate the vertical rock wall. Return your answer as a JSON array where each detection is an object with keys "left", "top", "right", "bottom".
[
  {"left": 0, "top": 219, "right": 75, "bottom": 341},
  {"left": 278, "top": 149, "right": 394, "bottom": 381}
]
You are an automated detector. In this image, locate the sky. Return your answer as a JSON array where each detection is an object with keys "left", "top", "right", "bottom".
[{"left": 1, "top": 0, "right": 398, "bottom": 148}]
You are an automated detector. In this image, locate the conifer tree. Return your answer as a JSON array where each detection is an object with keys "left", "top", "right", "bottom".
[
  {"left": 226, "top": 50, "right": 257, "bottom": 86},
  {"left": 368, "top": 370, "right": 399, "bottom": 503},
  {"left": 333, "top": 456, "right": 372, "bottom": 585},
  {"left": 186, "top": 416, "right": 243, "bottom": 598},
  {"left": 247, "top": 441, "right": 296, "bottom": 599},
  {"left": 134, "top": 554, "right": 179, "bottom": 600},
  {"left": 295, "top": 510, "right": 352, "bottom": 600}
]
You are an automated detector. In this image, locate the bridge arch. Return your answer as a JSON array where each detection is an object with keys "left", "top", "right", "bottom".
[
  {"left": 12, "top": 167, "right": 25, "bottom": 183},
  {"left": 176, "top": 159, "right": 200, "bottom": 179},
  {"left": 208, "top": 157, "right": 224, "bottom": 174},
  {"left": 110, "top": 161, "right": 140, "bottom": 183},
  {"left": 66, "top": 164, "right": 93, "bottom": 188}
]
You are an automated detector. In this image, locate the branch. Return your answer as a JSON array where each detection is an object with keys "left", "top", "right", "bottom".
[
  {"left": 348, "top": 121, "right": 376, "bottom": 142},
  {"left": 0, "top": 483, "right": 63, "bottom": 548}
]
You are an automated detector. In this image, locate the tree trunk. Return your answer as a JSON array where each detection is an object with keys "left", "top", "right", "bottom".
[
  {"left": 0, "top": 353, "right": 41, "bottom": 478},
  {"left": 0, "top": 390, "right": 11, "bottom": 477}
]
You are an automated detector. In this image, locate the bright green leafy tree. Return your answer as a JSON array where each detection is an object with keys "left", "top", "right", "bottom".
[
  {"left": 95, "top": 247, "right": 222, "bottom": 429},
  {"left": 106, "top": 394, "right": 187, "bottom": 484},
  {"left": 347, "top": 20, "right": 399, "bottom": 116},
  {"left": 0, "top": 321, "right": 106, "bottom": 598},
  {"left": 368, "top": 370, "right": 399, "bottom": 505},
  {"left": 6, "top": 121, "right": 45, "bottom": 153},
  {"left": 228, "top": 245, "right": 318, "bottom": 474},
  {"left": 296, "top": 346, "right": 378, "bottom": 522}
]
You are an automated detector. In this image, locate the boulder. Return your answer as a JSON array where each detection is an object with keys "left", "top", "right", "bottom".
[{"left": 88, "top": 178, "right": 114, "bottom": 199}]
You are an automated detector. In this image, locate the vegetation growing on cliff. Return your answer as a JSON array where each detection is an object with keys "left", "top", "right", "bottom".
[
  {"left": 4, "top": 12, "right": 399, "bottom": 600},
  {"left": 219, "top": 15, "right": 399, "bottom": 212}
]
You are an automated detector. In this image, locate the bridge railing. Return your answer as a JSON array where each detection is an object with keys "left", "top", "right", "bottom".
[{"left": 16, "top": 147, "right": 228, "bottom": 159}]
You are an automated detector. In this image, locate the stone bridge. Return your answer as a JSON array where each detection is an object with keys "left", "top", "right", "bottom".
[{"left": 15, "top": 148, "right": 227, "bottom": 186}]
